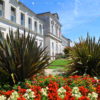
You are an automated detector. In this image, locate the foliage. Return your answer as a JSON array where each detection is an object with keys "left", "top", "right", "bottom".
[
  {"left": 69, "top": 34, "right": 100, "bottom": 77},
  {"left": 55, "top": 53, "right": 66, "bottom": 59},
  {"left": 0, "top": 75, "right": 100, "bottom": 100},
  {"left": 64, "top": 46, "right": 71, "bottom": 57},
  {"left": 0, "top": 30, "right": 49, "bottom": 85}
]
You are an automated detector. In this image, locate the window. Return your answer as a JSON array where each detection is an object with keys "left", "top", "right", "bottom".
[
  {"left": 39, "top": 24, "right": 42, "bottom": 34},
  {"left": 34, "top": 21, "right": 37, "bottom": 33},
  {"left": 59, "top": 28, "right": 61, "bottom": 37},
  {"left": 56, "top": 26, "right": 58, "bottom": 36},
  {"left": 56, "top": 43, "right": 58, "bottom": 54},
  {"left": 21, "top": 13, "right": 25, "bottom": 26},
  {"left": 28, "top": 17, "right": 32, "bottom": 30},
  {"left": 51, "top": 21, "right": 54, "bottom": 34},
  {"left": 0, "top": 1, "right": 4, "bottom": 17},
  {"left": 11, "top": 7, "right": 16, "bottom": 22},
  {"left": 52, "top": 42, "right": 54, "bottom": 56}
]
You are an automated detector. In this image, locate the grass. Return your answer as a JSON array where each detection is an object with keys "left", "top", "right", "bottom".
[
  {"left": 48, "top": 66, "right": 64, "bottom": 69},
  {"left": 48, "top": 59, "right": 72, "bottom": 69},
  {"left": 50, "top": 59, "right": 71, "bottom": 66}
]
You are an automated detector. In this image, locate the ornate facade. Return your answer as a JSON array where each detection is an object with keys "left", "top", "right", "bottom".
[{"left": 0, "top": 0, "right": 70, "bottom": 59}]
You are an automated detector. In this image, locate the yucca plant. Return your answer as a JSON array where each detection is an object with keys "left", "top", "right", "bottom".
[
  {"left": 0, "top": 30, "right": 49, "bottom": 85},
  {"left": 69, "top": 34, "right": 100, "bottom": 77}
]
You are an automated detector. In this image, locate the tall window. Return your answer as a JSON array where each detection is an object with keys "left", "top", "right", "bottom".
[
  {"left": 21, "top": 13, "right": 25, "bottom": 26},
  {"left": 56, "top": 26, "right": 58, "bottom": 36},
  {"left": 51, "top": 21, "right": 54, "bottom": 34},
  {"left": 11, "top": 7, "right": 16, "bottom": 22},
  {"left": 28, "top": 17, "right": 32, "bottom": 30},
  {"left": 0, "top": 1, "right": 4, "bottom": 17},
  {"left": 34, "top": 21, "right": 37, "bottom": 33},
  {"left": 56, "top": 43, "right": 58, "bottom": 54},
  {"left": 39, "top": 24, "right": 42, "bottom": 34},
  {"left": 52, "top": 42, "right": 54, "bottom": 56},
  {"left": 59, "top": 28, "right": 61, "bottom": 37}
]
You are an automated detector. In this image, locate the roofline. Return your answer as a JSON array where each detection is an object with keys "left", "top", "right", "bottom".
[
  {"left": 37, "top": 12, "right": 51, "bottom": 15},
  {"left": 17, "top": 1, "right": 44, "bottom": 23},
  {"left": 37, "top": 12, "right": 62, "bottom": 26},
  {"left": 18, "top": 1, "right": 36, "bottom": 15},
  {"left": 62, "top": 35, "right": 71, "bottom": 42}
]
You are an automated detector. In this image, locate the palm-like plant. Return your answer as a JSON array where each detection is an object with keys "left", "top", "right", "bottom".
[
  {"left": 69, "top": 34, "right": 100, "bottom": 77},
  {"left": 0, "top": 30, "right": 49, "bottom": 84}
]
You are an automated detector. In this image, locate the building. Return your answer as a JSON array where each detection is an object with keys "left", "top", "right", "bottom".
[
  {"left": 0, "top": 0, "right": 70, "bottom": 60},
  {"left": 0, "top": 0, "right": 44, "bottom": 48},
  {"left": 37, "top": 12, "right": 62, "bottom": 60},
  {"left": 61, "top": 35, "right": 71, "bottom": 52}
]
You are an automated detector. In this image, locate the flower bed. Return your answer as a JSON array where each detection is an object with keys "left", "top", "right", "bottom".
[{"left": 0, "top": 75, "right": 100, "bottom": 100}]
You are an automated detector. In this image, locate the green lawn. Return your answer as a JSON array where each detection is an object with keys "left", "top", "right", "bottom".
[
  {"left": 50, "top": 59, "right": 71, "bottom": 66},
  {"left": 48, "top": 59, "right": 72, "bottom": 69},
  {"left": 48, "top": 66, "right": 64, "bottom": 69}
]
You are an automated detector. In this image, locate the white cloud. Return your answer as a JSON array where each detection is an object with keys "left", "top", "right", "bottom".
[
  {"left": 58, "top": 0, "right": 100, "bottom": 33},
  {"left": 32, "top": 2, "right": 35, "bottom": 6}
]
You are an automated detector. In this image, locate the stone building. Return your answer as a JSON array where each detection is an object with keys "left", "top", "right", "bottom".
[
  {"left": 0, "top": 0, "right": 70, "bottom": 59},
  {"left": 61, "top": 35, "right": 71, "bottom": 52},
  {"left": 37, "top": 12, "right": 62, "bottom": 60}
]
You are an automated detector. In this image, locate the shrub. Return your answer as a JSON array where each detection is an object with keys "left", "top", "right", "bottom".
[
  {"left": 0, "top": 30, "right": 49, "bottom": 85},
  {"left": 64, "top": 46, "right": 72, "bottom": 58},
  {"left": 55, "top": 53, "right": 66, "bottom": 59},
  {"left": 69, "top": 34, "right": 100, "bottom": 77}
]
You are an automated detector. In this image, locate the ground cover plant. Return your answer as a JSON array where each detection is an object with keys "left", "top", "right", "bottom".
[{"left": 0, "top": 75, "right": 100, "bottom": 100}]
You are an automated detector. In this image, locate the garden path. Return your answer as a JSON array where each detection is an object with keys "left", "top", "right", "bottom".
[{"left": 44, "top": 69, "right": 64, "bottom": 76}]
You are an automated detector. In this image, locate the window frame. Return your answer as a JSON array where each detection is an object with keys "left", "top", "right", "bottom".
[
  {"left": 0, "top": 0, "right": 4, "bottom": 17},
  {"left": 28, "top": 17, "right": 32, "bottom": 30},
  {"left": 11, "top": 6, "right": 16, "bottom": 23},
  {"left": 20, "top": 12, "right": 25, "bottom": 26}
]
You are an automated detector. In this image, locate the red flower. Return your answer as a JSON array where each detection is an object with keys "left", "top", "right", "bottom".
[
  {"left": 78, "top": 96, "right": 90, "bottom": 100},
  {"left": 70, "top": 75, "right": 81, "bottom": 79},
  {"left": 18, "top": 86, "right": 26, "bottom": 94},
  {"left": 17, "top": 95, "right": 26, "bottom": 100},
  {"left": 64, "top": 85, "right": 72, "bottom": 92},
  {"left": 64, "top": 92, "right": 75, "bottom": 100},
  {"left": 31, "top": 86, "right": 41, "bottom": 100},
  {"left": 48, "top": 81, "right": 59, "bottom": 100},
  {"left": 96, "top": 85, "right": 100, "bottom": 94},
  {"left": 4, "top": 90, "right": 14, "bottom": 96},
  {"left": 96, "top": 85, "right": 100, "bottom": 99},
  {"left": 79, "top": 86, "right": 89, "bottom": 96}
]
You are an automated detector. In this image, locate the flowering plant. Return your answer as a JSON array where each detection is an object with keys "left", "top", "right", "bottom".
[{"left": 0, "top": 75, "right": 100, "bottom": 100}]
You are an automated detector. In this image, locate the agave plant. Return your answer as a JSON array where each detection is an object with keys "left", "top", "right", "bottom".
[
  {"left": 0, "top": 30, "right": 49, "bottom": 85},
  {"left": 69, "top": 34, "right": 100, "bottom": 77}
]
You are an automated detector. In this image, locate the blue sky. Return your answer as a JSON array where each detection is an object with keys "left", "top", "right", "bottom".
[{"left": 20, "top": 0, "right": 100, "bottom": 42}]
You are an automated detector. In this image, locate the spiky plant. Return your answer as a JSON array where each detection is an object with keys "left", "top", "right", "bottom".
[
  {"left": 0, "top": 30, "right": 49, "bottom": 85},
  {"left": 69, "top": 34, "right": 100, "bottom": 77}
]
